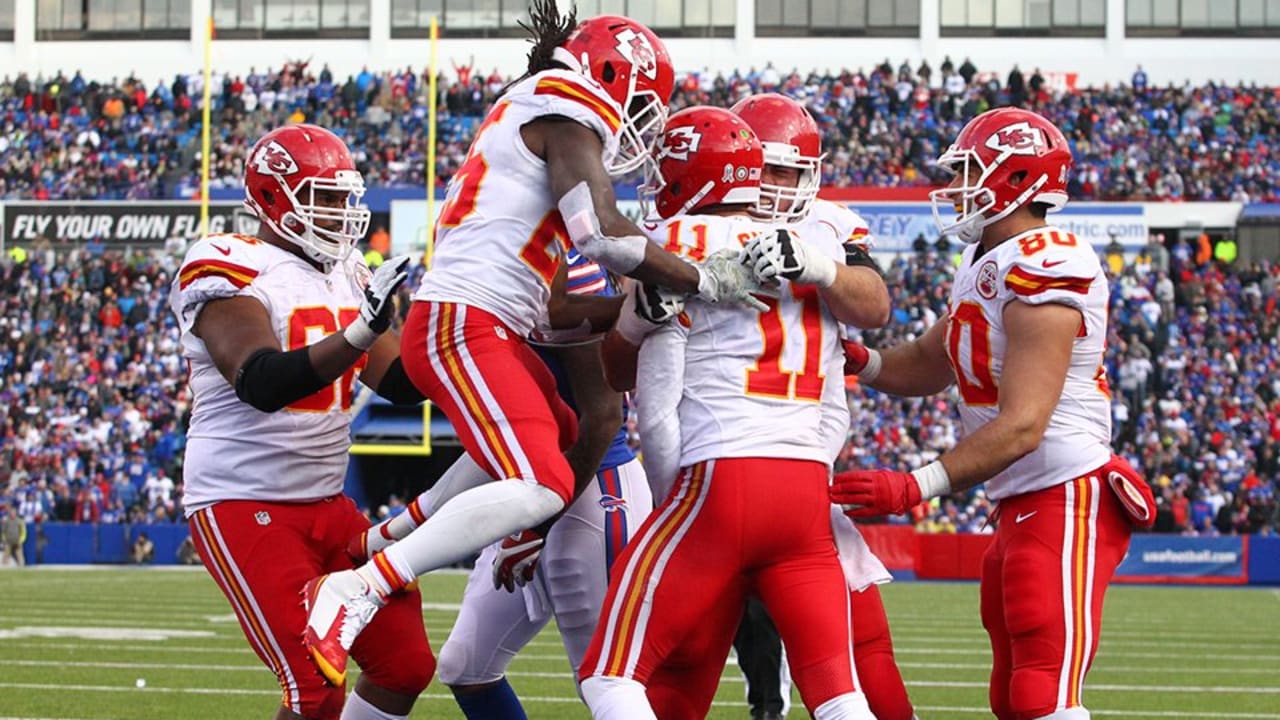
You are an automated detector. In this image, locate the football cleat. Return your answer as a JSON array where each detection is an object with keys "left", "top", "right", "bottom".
[{"left": 301, "top": 570, "right": 386, "bottom": 687}]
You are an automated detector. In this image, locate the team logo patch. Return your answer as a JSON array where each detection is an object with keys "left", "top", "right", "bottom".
[
  {"left": 658, "top": 125, "right": 701, "bottom": 162},
  {"left": 251, "top": 140, "right": 300, "bottom": 176},
  {"left": 614, "top": 29, "right": 658, "bottom": 80},
  {"left": 976, "top": 260, "right": 999, "bottom": 299},
  {"left": 985, "top": 121, "right": 1048, "bottom": 156},
  {"left": 598, "top": 495, "right": 628, "bottom": 513},
  {"left": 255, "top": 511, "right": 271, "bottom": 526}
]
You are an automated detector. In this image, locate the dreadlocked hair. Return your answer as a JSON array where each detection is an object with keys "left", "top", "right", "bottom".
[{"left": 522, "top": 0, "right": 578, "bottom": 75}]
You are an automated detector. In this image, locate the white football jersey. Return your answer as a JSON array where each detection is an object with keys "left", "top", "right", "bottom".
[
  {"left": 413, "top": 69, "right": 624, "bottom": 337},
  {"left": 947, "top": 225, "right": 1112, "bottom": 500},
  {"left": 169, "top": 234, "right": 370, "bottom": 514},
  {"left": 644, "top": 213, "right": 846, "bottom": 468},
  {"left": 806, "top": 198, "right": 872, "bottom": 250}
]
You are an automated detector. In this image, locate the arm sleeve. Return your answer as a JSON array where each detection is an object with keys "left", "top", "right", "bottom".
[{"left": 635, "top": 324, "right": 688, "bottom": 503}]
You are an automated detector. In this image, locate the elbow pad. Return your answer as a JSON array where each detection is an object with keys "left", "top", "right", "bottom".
[
  {"left": 559, "top": 181, "right": 648, "bottom": 274},
  {"left": 376, "top": 358, "right": 426, "bottom": 406},
  {"left": 234, "top": 347, "right": 330, "bottom": 413}
]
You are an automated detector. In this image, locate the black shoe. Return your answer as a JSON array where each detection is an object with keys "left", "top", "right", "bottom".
[{"left": 751, "top": 713, "right": 785, "bottom": 720}]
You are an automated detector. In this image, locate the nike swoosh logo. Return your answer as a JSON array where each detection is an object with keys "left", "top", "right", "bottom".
[
  {"left": 1015, "top": 511, "right": 1038, "bottom": 523},
  {"left": 1041, "top": 259, "right": 1066, "bottom": 269},
  {"left": 211, "top": 243, "right": 231, "bottom": 256}
]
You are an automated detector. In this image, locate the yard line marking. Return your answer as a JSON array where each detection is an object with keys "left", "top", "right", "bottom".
[
  {"left": 916, "top": 708, "right": 1280, "bottom": 719},
  {"left": 0, "top": 659, "right": 262, "bottom": 672},
  {"left": 908, "top": 680, "right": 1280, "bottom": 694},
  {"left": 0, "top": 627, "right": 216, "bottom": 641},
  {"left": 891, "top": 647, "right": 1280, "bottom": 662},
  {"left": 888, "top": 635, "right": 1280, "bottom": 651}
]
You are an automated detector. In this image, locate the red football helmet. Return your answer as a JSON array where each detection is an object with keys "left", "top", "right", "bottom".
[
  {"left": 554, "top": 15, "right": 675, "bottom": 175},
  {"left": 931, "top": 107, "right": 1072, "bottom": 244},
  {"left": 641, "top": 106, "right": 763, "bottom": 220},
  {"left": 730, "top": 93, "right": 823, "bottom": 222},
  {"left": 243, "top": 124, "right": 370, "bottom": 268}
]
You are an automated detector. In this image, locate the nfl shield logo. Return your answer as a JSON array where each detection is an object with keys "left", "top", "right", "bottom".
[{"left": 255, "top": 511, "right": 271, "bottom": 526}]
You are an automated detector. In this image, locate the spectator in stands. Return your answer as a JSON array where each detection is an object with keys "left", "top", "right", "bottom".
[{"left": 4, "top": 62, "right": 1278, "bottom": 201}]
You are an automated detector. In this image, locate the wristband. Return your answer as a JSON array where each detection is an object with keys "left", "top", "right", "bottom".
[
  {"left": 859, "top": 348, "right": 883, "bottom": 383},
  {"left": 811, "top": 255, "right": 838, "bottom": 288},
  {"left": 911, "top": 461, "right": 952, "bottom": 501},
  {"left": 343, "top": 317, "right": 379, "bottom": 351}
]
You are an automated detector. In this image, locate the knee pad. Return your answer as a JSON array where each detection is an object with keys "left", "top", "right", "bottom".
[
  {"left": 435, "top": 637, "right": 470, "bottom": 687},
  {"left": 361, "top": 642, "right": 435, "bottom": 697},
  {"left": 580, "top": 675, "right": 656, "bottom": 720},
  {"left": 813, "top": 691, "right": 875, "bottom": 720}
]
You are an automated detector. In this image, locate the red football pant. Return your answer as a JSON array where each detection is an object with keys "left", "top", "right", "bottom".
[
  {"left": 982, "top": 462, "right": 1133, "bottom": 720},
  {"left": 189, "top": 497, "right": 434, "bottom": 720},
  {"left": 851, "top": 584, "right": 915, "bottom": 720},
  {"left": 401, "top": 301, "right": 578, "bottom": 502},
  {"left": 581, "top": 458, "right": 860, "bottom": 717}
]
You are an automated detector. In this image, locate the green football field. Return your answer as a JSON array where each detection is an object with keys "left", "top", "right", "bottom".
[{"left": 0, "top": 568, "right": 1276, "bottom": 719}]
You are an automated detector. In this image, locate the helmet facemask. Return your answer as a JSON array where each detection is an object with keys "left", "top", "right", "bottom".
[
  {"left": 753, "top": 141, "right": 822, "bottom": 223},
  {"left": 610, "top": 81, "right": 668, "bottom": 177},
  {"left": 930, "top": 146, "right": 1050, "bottom": 245},
  {"left": 266, "top": 169, "right": 371, "bottom": 269}
]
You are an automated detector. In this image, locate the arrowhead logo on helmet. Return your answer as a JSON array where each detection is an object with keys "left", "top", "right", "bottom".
[
  {"left": 658, "top": 125, "right": 702, "bottom": 162},
  {"left": 986, "top": 122, "right": 1048, "bottom": 156},
  {"left": 251, "top": 141, "right": 300, "bottom": 176}
]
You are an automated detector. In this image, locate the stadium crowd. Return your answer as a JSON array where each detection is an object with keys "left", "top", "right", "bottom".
[{"left": 1, "top": 57, "right": 1278, "bottom": 202}]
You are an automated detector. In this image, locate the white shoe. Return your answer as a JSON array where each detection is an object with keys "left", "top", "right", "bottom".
[{"left": 301, "top": 569, "right": 385, "bottom": 686}]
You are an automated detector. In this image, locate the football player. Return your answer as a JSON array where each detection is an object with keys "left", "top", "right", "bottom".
[
  {"left": 302, "top": 1, "right": 764, "bottom": 687},
  {"left": 169, "top": 124, "right": 433, "bottom": 720},
  {"left": 349, "top": 250, "right": 651, "bottom": 720},
  {"left": 832, "top": 107, "right": 1158, "bottom": 720},
  {"left": 731, "top": 92, "right": 917, "bottom": 720},
  {"left": 578, "top": 106, "right": 877, "bottom": 720}
]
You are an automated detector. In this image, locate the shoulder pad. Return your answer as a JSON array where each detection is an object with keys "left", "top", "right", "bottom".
[
  {"left": 1002, "top": 228, "right": 1100, "bottom": 305},
  {"left": 177, "top": 234, "right": 266, "bottom": 293}
]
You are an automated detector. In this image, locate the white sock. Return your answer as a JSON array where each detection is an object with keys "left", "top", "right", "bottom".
[
  {"left": 378, "top": 454, "right": 495, "bottom": 546},
  {"left": 813, "top": 691, "right": 875, "bottom": 720},
  {"left": 341, "top": 689, "right": 407, "bottom": 720},
  {"left": 580, "top": 676, "right": 656, "bottom": 720},
  {"left": 380, "top": 481, "right": 565, "bottom": 579}
]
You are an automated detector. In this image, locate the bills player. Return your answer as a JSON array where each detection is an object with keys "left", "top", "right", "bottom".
[
  {"left": 169, "top": 124, "right": 433, "bottom": 720},
  {"left": 303, "top": 1, "right": 764, "bottom": 687},
  {"left": 731, "top": 92, "right": 917, "bottom": 720},
  {"left": 578, "top": 106, "right": 876, "bottom": 720},
  {"left": 832, "top": 108, "right": 1157, "bottom": 720}
]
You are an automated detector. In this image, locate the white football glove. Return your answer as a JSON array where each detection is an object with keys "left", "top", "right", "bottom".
[
  {"left": 344, "top": 255, "right": 411, "bottom": 350},
  {"left": 695, "top": 249, "right": 769, "bottom": 312},
  {"left": 744, "top": 229, "right": 837, "bottom": 288},
  {"left": 614, "top": 282, "right": 685, "bottom": 346}
]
